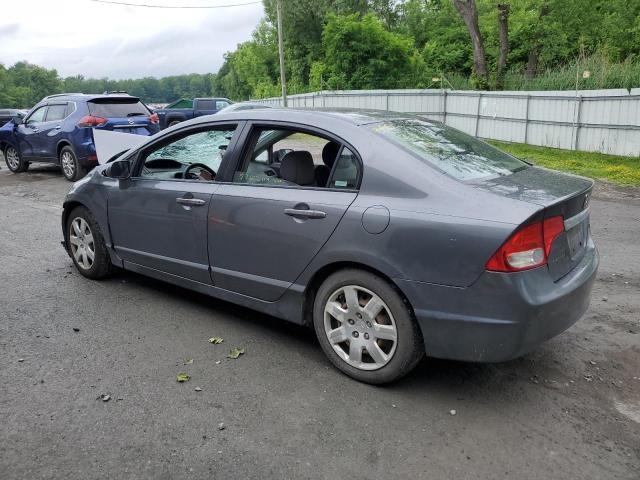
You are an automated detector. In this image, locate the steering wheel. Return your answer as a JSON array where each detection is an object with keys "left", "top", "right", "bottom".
[{"left": 184, "top": 163, "right": 216, "bottom": 181}]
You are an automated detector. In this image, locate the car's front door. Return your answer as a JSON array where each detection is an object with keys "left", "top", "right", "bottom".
[
  {"left": 17, "top": 105, "right": 48, "bottom": 159},
  {"left": 209, "top": 124, "right": 361, "bottom": 301},
  {"left": 107, "top": 122, "right": 243, "bottom": 284}
]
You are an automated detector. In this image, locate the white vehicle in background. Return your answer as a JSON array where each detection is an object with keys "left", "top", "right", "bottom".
[{"left": 217, "top": 102, "right": 272, "bottom": 113}]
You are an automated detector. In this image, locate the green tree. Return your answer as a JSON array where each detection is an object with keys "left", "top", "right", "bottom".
[{"left": 322, "top": 13, "right": 419, "bottom": 89}]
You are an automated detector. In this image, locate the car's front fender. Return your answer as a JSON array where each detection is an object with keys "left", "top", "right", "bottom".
[{"left": 61, "top": 171, "right": 122, "bottom": 266}]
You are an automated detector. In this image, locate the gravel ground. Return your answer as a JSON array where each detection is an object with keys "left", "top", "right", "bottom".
[{"left": 0, "top": 164, "right": 638, "bottom": 479}]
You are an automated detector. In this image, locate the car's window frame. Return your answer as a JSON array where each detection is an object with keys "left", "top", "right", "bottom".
[
  {"left": 43, "top": 103, "right": 70, "bottom": 122},
  {"left": 223, "top": 120, "right": 363, "bottom": 192},
  {"left": 65, "top": 101, "right": 77, "bottom": 118},
  {"left": 126, "top": 120, "right": 247, "bottom": 183},
  {"left": 24, "top": 105, "right": 48, "bottom": 125}
]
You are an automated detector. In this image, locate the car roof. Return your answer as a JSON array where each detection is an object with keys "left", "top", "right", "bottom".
[{"left": 200, "top": 107, "right": 422, "bottom": 127}]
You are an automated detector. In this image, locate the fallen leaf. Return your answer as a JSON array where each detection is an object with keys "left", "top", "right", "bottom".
[
  {"left": 176, "top": 372, "right": 191, "bottom": 382},
  {"left": 208, "top": 337, "right": 224, "bottom": 345},
  {"left": 227, "top": 347, "right": 245, "bottom": 359},
  {"left": 184, "top": 358, "right": 194, "bottom": 365},
  {"left": 195, "top": 387, "right": 202, "bottom": 392},
  {"left": 97, "top": 394, "right": 111, "bottom": 402}
]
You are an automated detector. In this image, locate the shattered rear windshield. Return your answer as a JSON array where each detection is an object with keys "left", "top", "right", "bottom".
[{"left": 371, "top": 119, "right": 527, "bottom": 181}]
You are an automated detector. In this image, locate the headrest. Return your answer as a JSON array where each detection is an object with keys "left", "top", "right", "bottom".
[
  {"left": 280, "top": 151, "right": 316, "bottom": 186},
  {"left": 322, "top": 142, "right": 340, "bottom": 167}
]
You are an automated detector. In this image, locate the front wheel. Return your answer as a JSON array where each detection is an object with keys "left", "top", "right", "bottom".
[
  {"left": 66, "top": 206, "right": 113, "bottom": 279},
  {"left": 168, "top": 120, "right": 181, "bottom": 127},
  {"left": 313, "top": 269, "right": 424, "bottom": 384},
  {"left": 4, "top": 145, "right": 29, "bottom": 173},
  {"left": 60, "top": 146, "right": 86, "bottom": 181}
]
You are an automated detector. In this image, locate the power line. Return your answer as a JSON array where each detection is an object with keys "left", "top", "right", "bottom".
[{"left": 89, "top": 0, "right": 261, "bottom": 9}]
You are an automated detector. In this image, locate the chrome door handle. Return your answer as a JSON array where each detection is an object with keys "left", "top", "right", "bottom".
[
  {"left": 53, "top": 125, "right": 62, "bottom": 130},
  {"left": 284, "top": 208, "right": 326, "bottom": 219},
  {"left": 176, "top": 197, "right": 206, "bottom": 206}
]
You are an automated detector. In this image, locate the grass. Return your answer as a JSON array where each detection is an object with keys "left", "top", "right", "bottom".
[
  {"left": 488, "top": 140, "right": 640, "bottom": 186},
  {"left": 438, "top": 53, "right": 640, "bottom": 91}
]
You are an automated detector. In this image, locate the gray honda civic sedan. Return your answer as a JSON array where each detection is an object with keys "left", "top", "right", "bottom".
[{"left": 61, "top": 109, "right": 598, "bottom": 384}]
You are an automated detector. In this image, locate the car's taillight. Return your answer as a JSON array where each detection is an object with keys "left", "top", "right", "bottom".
[
  {"left": 77, "top": 115, "right": 108, "bottom": 127},
  {"left": 148, "top": 113, "right": 159, "bottom": 124},
  {"left": 486, "top": 216, "right": 565, "bottom": 272}
]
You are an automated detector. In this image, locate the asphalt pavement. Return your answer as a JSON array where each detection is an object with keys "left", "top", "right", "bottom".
[{"left": 1, "top": 164, "right": 638, "bottom": 479}]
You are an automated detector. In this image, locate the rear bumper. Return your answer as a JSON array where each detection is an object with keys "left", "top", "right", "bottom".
[
  {"left": 75, "top": 126, "right": 157, "bottom": 166},
  {"left": 396, "top": 240, "right": 599, "bottom": 362}
]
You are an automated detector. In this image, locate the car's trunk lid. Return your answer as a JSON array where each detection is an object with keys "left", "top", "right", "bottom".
[
  {"left": 88, "top": 97, "right": 156, "bottom": 135},
  {"left": 475, "top": 166, "right": 593, "bottom": 281},
  {"left": 94, "top": 116, "right": 154, "bottom": 135}
]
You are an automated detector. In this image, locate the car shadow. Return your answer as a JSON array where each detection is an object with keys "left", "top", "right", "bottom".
[
  {"left": 114, "top": 268, "right": 318, "bottom": 345},
  {"left": 1, "top": 162, "right": 62, "bottom": 180},
  {"left": 112, "top": 268, "right": 557, "bottom": 398}
]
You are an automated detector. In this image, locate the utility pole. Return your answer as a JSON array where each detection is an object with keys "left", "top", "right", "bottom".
[{"left": 276, "top": 0, "right": 288, "bottom": 107}]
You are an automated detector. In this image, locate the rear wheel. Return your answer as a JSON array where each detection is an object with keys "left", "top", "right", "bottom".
[
  {"left": 60, "top": 146, "right": 85, "bottom": 181},
  {"left": 66, "top": 206, "right": 113, "bottom": 279},
  {"left": 313, "top": 269, "right": 424, "bottom": 384},
  {"left": 4, "top": 145, "right": 28, "bottom": 173},
  {"left": 168, "top": 120, "right": 181, "bottom": 127}
]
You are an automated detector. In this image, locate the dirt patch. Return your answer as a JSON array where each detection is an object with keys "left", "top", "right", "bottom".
[{"left": 592, "top": 180, "right": 640, "bottom": 202}]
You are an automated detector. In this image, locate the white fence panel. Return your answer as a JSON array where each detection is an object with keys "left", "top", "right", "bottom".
[{"left": 257, "top": 89, "right": 640, "bottom": 156}]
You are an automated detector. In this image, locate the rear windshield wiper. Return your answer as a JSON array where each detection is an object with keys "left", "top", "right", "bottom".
[{"left": 127, "top": 113, "right": 146, "bottom": 117}]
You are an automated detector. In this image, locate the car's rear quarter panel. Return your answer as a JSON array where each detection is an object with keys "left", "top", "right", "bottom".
[{"left": 299, "top": 129, "right": 541, "bottom": 289}]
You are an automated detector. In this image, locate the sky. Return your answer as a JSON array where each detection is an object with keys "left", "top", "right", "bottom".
[{"left": 0, "top": 0, "right": 264, "bottom": 79}]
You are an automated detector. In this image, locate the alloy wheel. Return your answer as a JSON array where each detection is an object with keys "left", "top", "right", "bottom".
[
  {"left": 61, "top": 151, "right": 75, "bottom": 178},
  {"left": 69, "top": 217, "right": 95, "bottom": 270},
  {"left": 324, "top": 285, "right": 398, "bottom": 371},
  {"left": 6, "top": 147, "right": 20, "bottom": 170}
]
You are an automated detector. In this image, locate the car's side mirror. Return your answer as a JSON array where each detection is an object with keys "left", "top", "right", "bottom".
[
  {"left": 105, "top": 159, "right": 131, "bottom": 179},
  {"left": 11, "top": 115, "right": 23, "bottom": 125}
]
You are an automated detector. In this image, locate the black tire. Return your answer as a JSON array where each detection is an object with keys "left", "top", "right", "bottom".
[
  {"left": 65, "top": 206, "right": 114, "bottom": 280},
  {"left": 312, "top": 269, "right": 424, "bottom": 384},
  {"left": 168, "top": 119, "right": 181, "bottom": 127},
  {"left": 60, "top": 146, "right": 86, "bottom": 181},
  {"left": 4, "top": 145, "right": 29, "bottom": 173}
]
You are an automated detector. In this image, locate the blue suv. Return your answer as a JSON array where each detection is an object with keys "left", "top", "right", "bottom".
[{"left": 0, "top": 93, "right": 160, "bottom": 181}]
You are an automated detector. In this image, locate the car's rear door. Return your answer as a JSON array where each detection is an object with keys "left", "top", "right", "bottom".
[
  {"left": 107, "top": 121, "right": 244, "bottom": 284},
  {"left": 208, "top": 122, "right": 361, "bottom": 301},
  {"left": 34, "top": 103, "right": 69, "bottom": 160}
]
